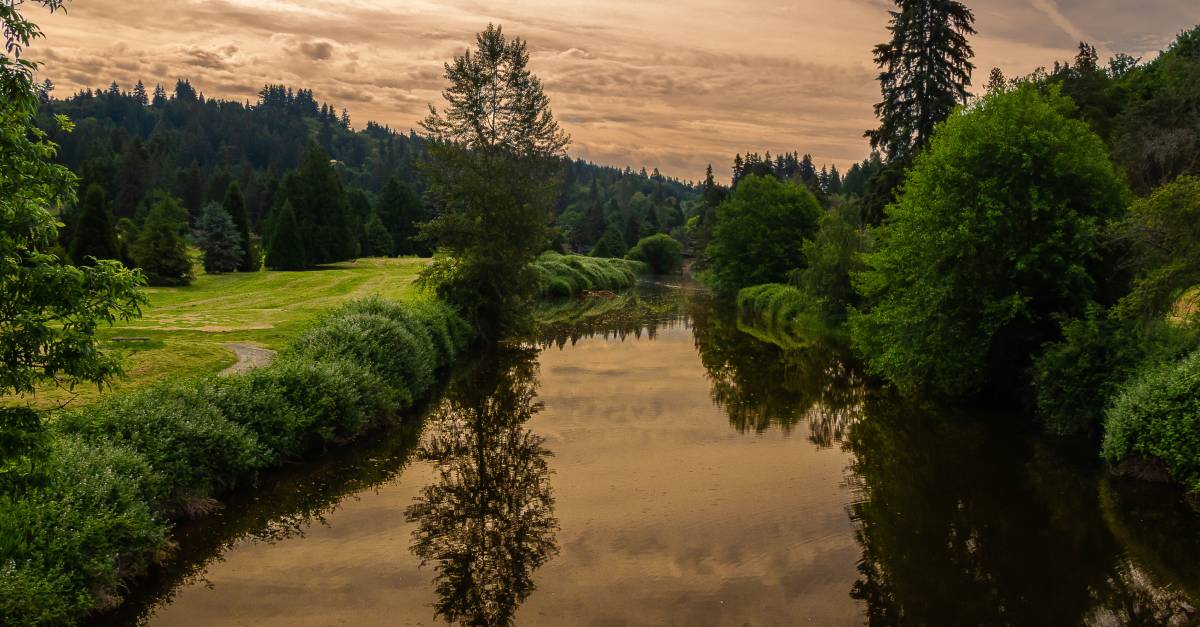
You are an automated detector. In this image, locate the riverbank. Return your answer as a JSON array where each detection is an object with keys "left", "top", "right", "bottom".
[{"left": 0, "top": 297, "right": 472, "bottom": 624}]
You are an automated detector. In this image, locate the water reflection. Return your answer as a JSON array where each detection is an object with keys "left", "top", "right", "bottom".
[
  {"left": 405, "top": 349, "right": 559, "bottom": 626},
  {"left": 843, "top": 394, "right": 1199, "bottom": 625},
  {"left": 690, "top": 297, "right": 864, "bottom": 447},
  {"left": 535, "top": 285, "right": 691, "bottom": 349}
]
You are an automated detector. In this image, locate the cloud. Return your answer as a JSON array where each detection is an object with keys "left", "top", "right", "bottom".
[
  {"left": 298, "top": 40, "right": 334, "bottom": 61},
  {"left": 30, "top": 0, "right": 1195, "bottom": 179}
]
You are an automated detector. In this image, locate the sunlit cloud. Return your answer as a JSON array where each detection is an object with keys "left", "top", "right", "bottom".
[{"left": 30, "top": 0, "right": 1196, "bottom": 180}]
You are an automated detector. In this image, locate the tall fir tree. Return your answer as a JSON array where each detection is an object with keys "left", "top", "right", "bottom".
[
  {"left": 223, "top": 182, "right": 259, "bottom": 271},
  {"left": 377, "top": 176, "right": 427, "bottom": 256},
  {"left": 69, "top": 183, "right": 121, "bottom": 265},
  {"left": 867, "top": 0, "right": 976, "bottom": 160},
  {"left": 278, "top": 144, "right": 356, "bottom": 264},
  {"left": 266, "top": 201, "right": 307, "bottom": 270}
]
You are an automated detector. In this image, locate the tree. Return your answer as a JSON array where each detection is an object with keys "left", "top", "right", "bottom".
[
  {"left": 131, "top": 195, "right": 193, "bottom": 286},
  {"left": 590, "top": 225, "right": 627, "bottom": 258},
  {"left": 1112, "top": 175, "right": 1200, "bottom": 322},
  {"left": 197, "top": 202, "right": 243, "bottom": 274},
  {"left": 362, "top": 210, "right": 395, "bottom": 257},
  {"left": 223, "top": 182, "right": 258, "bottom": 272},
  {"left": 1, "top": 0, "right": 145, "bottom": 405},
  {"left": 277, "top": 145, "right": 356, "bottom": 265},
  {"left": 849, "top": 85, "right": 1129, "bottom": 400},
  {"left": 866, "top": 0, "right": 977, "bottom": 160},
  {"left": 797, "top": 201, "right": 866, "bottom": 318},
  {"left": 625, "top": 234, "right": 683, "bottom": 274},
  {"left": 68, "top": 183, "right": 120, "bottom": 265},
  {"left": 377, "top": 176, "right": 427, "bottom": 256},
  {"left": 265, "top": 200, "right": 306, "bottom": 270},
  {"left": 702, "top": 175, "right": 821, "bottom": 295},
  {"left": 419, "top": 24, "right": 570, "bottom": 339}
]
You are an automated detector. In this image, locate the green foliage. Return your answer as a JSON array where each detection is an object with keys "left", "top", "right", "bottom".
[
  {"left": 1, "top": 296, "right": 472, "bottom": 622},
  {"left": 1030, "top": 306, "right": 1192, "bottom": 435},
  {"left": 736, "top": 284, "right": 826, "bottom": 343},
  {"left": 796, "top": 201, "right": 867, "bottom": 318},
  {"left": 850, "top": 85, "right": 1128, "bottom": 399},
  {"left": 197, "top": 202, "right": 243, "bottom": 274},
  {"left": 223, "top": 182, "right": 259, "bottom": 272},
  {"left": 1102, "top": 348, "right": 1200, "bottom": 492},
  {"left": 1, "top": 40, "right": 145, "bottom": 399},
  {"left": 531, "top": 252, "right": 646, "bottom": 298},
  {"left": 590, "top": 225, "right": 627, "bottom": 258},
  {"left": 362, "top": 210, "right": 394, "bottom": 257},
  {"left": 703, "top": 175, "right": 821, "bottom": 295},
  {"left": 625, "top": 233, "right": 683, "bottom": 274},
  {"left": 130, "top": 195, "right": 193, "bottom": 286},
  {"left": 418, "top": 24, "right": 570, "bottom": 340},
  {"left": 1113, "top": 175, "right": 1200, "bottom": 321},
  {"left": 68, "top": 183, "right": 120, "bottom": 265},
  {"left": 275, "top": 144, "right": 357, "bottom": 265},
  {"left": 377, "top": 176, "right": 428, "bottom": 256},
  {"left": 265, "top": 201, "right": 307, "bottom": 270}
]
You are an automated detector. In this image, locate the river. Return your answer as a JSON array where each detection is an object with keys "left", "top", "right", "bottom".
[{"left": 96, "top": 283, "right": 1200, "bottom": 626}]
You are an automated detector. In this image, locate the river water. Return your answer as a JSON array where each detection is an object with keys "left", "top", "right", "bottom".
[{"left": 98, "top": 283, "right": 1199, "bottom": 626}]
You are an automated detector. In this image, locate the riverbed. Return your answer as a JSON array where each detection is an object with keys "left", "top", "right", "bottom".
[{"left": 97, "top": 283, "right": 1200, "bottom": 625}]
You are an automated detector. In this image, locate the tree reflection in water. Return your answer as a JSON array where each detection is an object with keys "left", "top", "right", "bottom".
[
  {"left": 405, "top": 349, "right": 559, "bottom": 626},
  {"left": 691, "top": 296, "right": 864, "bottom": 447}
]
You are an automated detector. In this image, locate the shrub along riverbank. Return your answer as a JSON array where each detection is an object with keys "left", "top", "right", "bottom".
[
  {"left": 532, "top": 252, "right": 647, "bottom": 298},
  {"left": 0, "top": 297, "right": 472, "bottom": 624}
]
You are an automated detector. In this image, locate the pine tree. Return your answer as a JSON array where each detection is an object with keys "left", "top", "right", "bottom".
[
  {"left": 69, "top": 183, "right": 121, "bottom": 265},
  {"left": 152, "top": 83, "right": 166, "bottom": 107},
  {"left": 132, "top": 80, "right": 147, "bottom": 105},
  {"left": 223, "top": 182, "right": 258, "bottom": 271},
  {"left": 197, "top": 202, "right": 243, "bottom": 274},
  {"left": 278, "top": 145, "right": 355, "bottom": 264},
  {"left": 377, "top": 176, "right": 427, "bottom": 256},
  {"left": 362, "top": 210, "right": 395, "bottom": 257},
  {"left": 573, "top": 179, "right": 606, "bottom": 246},
  {"left": 266, "top": 201, "right": 306, "bottom": 270},
  {"left": 591, "top": 225, "right": 627, "bottom": 258},
  {"left": 867, "top": 0, "right": 976, "bottom": 160},
  {"left": 131, "top": 196, "right": 193, "bottom": 286}
]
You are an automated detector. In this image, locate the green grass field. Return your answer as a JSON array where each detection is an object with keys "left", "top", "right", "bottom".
[{"left": 9, "top": 257, "right": 427, "bottom": 410}]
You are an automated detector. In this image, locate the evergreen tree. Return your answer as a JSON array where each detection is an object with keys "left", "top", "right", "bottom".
[
  {"left": 265, "top": 201, "right": 307, "bottom": 270},
  {"left": 362, "top": 210, "right": 395, "bottom": 257},
  {"left": 131, "top": 196, "right": 193, "bottom": 286},
  {"left": 69, "top": 183, "right": 121, "bottom": 265},
  {"left": 223, "top": 181, "right": 258, "bottom": 272},
  {"left": 280, "top": 145, "right": 355, "bottom": 264},
  {"left": 132, "top": 80, "right": 147, "bottom": 105},
  {"left": 591, "top": 225, "right": 627, "bottom": 258},
  {"left": 197, "top": 202, "right": 243, "bottom": 274},
  {"left": 867, "top": 0, "right": 976, "bottom": 160},
  {"left": 572, "top": 179, "right": 606, "bottom": 246},
  {"left": 377, "top": 176, "right": 427, "bottom": 256}
]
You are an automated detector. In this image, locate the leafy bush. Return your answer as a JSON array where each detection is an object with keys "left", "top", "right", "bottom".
[
  {"left": 590, "top": 225, "right": 627, "bottom": 258},
  {"left": 1030, "top": 307, "right": 1156, "bottom": 435},
  {"left": 796, "top": 201, "right": 866, "bottom": 318},
  {"left": 530, "top": 252, "right": 646, "bottom": 298},
  {"left": 1112, "top": 175, "right": 1200, "bottom": 321},
  {"left": 1102, "top": 348, "right": 1200, "bottom": 492},
  {"left": 625, "top": 234, "right": 683, "bottom": 274},
  {"left": 850, "top": 85, "right": 1128, "bottom": 400},
  {"left": 702, "top": 175, "right": 821, "bottom": 295}
]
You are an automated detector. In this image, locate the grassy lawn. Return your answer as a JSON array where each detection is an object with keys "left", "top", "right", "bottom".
[{"left": 9, "top": 257, "right": 427, "bottom": 411}]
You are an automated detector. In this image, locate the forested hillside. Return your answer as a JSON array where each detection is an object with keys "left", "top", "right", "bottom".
[{"left": 36, "top": 79, "right": 700, "bottom": 270}]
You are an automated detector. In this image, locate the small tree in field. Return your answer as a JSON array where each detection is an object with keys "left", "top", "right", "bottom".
[
  {"left": 197, "top": 202, "right": 243, "bottom": 274},
  {"left": 419, "top": 23, "right": 570, "bottom": 339},
  {"left": 131, "top": 195, "right": 193, "bottom": 286},
  {"left": 68, "top": 183, "right": 120, "bottom": 265},
  {"left": 266, "top": 201, "right": 307, "bottom": 270}
]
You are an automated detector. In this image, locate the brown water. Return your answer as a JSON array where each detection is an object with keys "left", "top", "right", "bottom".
[{"left": 98, "top": 285, "right": 1200, "bottom": 626}]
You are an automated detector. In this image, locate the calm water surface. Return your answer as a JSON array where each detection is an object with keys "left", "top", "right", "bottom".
[{"left": 99, "top": 284, "right": 1199, "bottom": 626}]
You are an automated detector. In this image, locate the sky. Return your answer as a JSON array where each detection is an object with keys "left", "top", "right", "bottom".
[{"left": 31, "top": 0, "right": 1198, "bottom": 181}]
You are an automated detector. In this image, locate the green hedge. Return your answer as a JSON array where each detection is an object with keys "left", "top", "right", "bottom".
[
  {"left": 0, "top": 297, "right": 472, "bottom": 624},
  {"left": 531, "top": 252, "right": 647, "bottom": 298},
  {"left": 1102, "top": 348, "right": 1200, "bottom": 493},
  {"left": 625, "top": 234, "right": 683, "bottom": 274}
]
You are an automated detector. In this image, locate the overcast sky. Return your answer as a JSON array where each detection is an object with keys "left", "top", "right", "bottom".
[{"left": 32, "top": 0, "right": 1198, "bottom": 180}]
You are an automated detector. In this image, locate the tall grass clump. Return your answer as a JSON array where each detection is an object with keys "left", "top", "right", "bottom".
[
  {"left": 736, "top": 284, "right": 836, "bottom": 348},
  {"left": 0, "top": 297, "right": 472, "bottom": 624},
  {"left": 1102, "top": 348, "right": 1200, "bottom": 494},
  {"left": 531, "top": 252, "right": 647, "bottom": 298}
]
